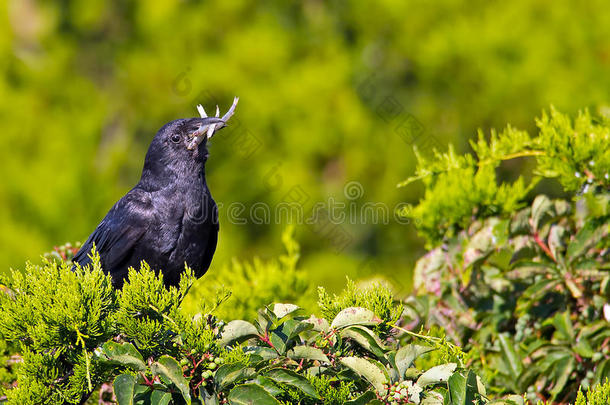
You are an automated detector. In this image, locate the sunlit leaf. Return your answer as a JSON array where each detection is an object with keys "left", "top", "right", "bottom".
[
  {"left": 220, "top": 320, "right": 259, "bottom": 346},
  {"left": 151, "top": 356, "right": 191, "bottom": 404}
]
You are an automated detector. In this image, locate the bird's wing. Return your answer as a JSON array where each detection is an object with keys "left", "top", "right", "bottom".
[
  {"left": 197, "top": 217, "right": 218, "bottom": 278},
  {"left": 73, "top": 188, "right": 152, "bottom": 273}
]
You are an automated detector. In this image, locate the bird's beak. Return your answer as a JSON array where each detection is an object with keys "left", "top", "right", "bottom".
[
  {"left": 186, "top": 118, "right": 225, "bottom": 150},
  {"left": 188, "top": 97, "right": 239, "bottom": 151}
]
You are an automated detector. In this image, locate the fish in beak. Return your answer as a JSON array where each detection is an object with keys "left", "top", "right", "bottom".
[{"left": 187, "top": 96, "right": 239, "bottom": 150}]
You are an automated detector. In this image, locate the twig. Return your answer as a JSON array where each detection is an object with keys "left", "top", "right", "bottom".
[{"left": 533, "top": 232, "right": 556, "bottom": 262}]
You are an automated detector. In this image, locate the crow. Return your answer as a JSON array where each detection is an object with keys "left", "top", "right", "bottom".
[{"left": 73, "top": 98, "right": 239, "bottom": 288}]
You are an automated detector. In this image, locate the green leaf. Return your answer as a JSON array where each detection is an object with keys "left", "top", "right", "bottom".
[
  {"left": 340, "top": 325, "right": 387, "bottom": 359},
  {"left": 487, "top": 396, "right": 525, "bottom": 405},
  {"left": 594, "top": 358, "right": 610, "bottom": 383},
  {"left": 420, "top": 391, "right": 445, "bottom": 405},
  {"left": 531, "top": 195, "right": 554, "bottom": 232},
  {"left": 394, "top": 344, "right": 434, "bottom": 378},
  {"left": 215, "top": 363, "right": 256, "bottom": 391},
  {"left": 345, "top": 391, "right": 377, "bottom": 405},
  {"left": 269, "top": 330, "right": 287, "bottom": 355},
  {"left": 256, "top": 308, "right": 276, "bottom": 334},
  {"left": 331, "top": 307, "right": 380, "bottom": 329},
  {"left": 264, "top": 368, "right": 320, "bottom": 399},
  {"left": 567, "top": 217, "right": 610, "bottom": 263},
  {"left": 552, "top": 311, "right": 574, "bottom": 343},
  {"left": 548, "top": 225, "right": 566, "bottom": 265},
  {"left": 113, "top": 374, "right": 137, "bottom": 405},
  {"left": 416, "top": 363, "right": 457, "bottom": 387},
  {"left": 498, "top": 334, "right": 522, "bottom": 380},
  {"left": 339, "top": 356, "right": 389, "bottom": 394},
  {"left": 280, "top": 319, "right": 314, "bottom": 343},
  {"left": 510, "top": 207, "right": 531, "bottom": 235},
  {"left": 150, "top": 390, "right": 172, "bottom": 405},
  {"left": 252, "top": 376, "right": 284, "bottom": 396},
  {"left": 101, "top": 341, "right": 146, "bottom": 371},
  {"left": 550, "top": 356, "right": 574, "bottom": 399},
  {"left": 199, "top": 387, "right": 219, "bottom": 405},
  {"left": 220, "top": 320, "right": 259, "bottom": 346},
  {"left": 227, "top": 384, "right": 282, "bottom": 405},
  {"left": 287, "top": 346, "right": 330, "bottom": 363},
  {"left": 509, "top": 237, "right": 537, "bottom": 264},
  {"left": 447, "top": 370, "right": 479, "bottom": 404},
  {"left": 271, "top": 303, "right": 300, "bottom": 319},
  {"left": 462, "top": 223, "right": 497, "bottom": 269},
  {"left": 151, "top": 355, "right": 191, "bottom": 404},
  {"left": 244, "top": 346, "right": 279, "bottom": 361},
  {"left": 304, "top": 315, "right": 330, "bottom": 332}
]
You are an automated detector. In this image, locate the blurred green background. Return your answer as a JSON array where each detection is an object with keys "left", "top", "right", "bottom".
[{"left": 2, "top": 0, "right": 609, "bottom": 294}]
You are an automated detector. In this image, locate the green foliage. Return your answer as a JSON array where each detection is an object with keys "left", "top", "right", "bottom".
[
  {"left": 0, "top": 339, "right": 18, "bottom": 400},
  {"left": 536, "top": 108, "right": 610, "bottom": 193},
  {"left": 114, "top": 262, "right": 193, "bottom": 355},
  {"left": 108, "top": 301, "right": 486, "bottom": 405},
  {"left": 318, "top": 278, "right": 403, "bottom": 340},
  {"left": 306, "top": 375, "right": 354, "bottom": 405},
  {"left": 400, "top": 108, "right": 610, "bottom": 245},
  {"left": 0, "top": 255, "right": 493, "bottom": 404},
  {"left": 404, "top": 109, "right": 610, "bottom": 403},
  {"left": 183, "top": 226, "right": 314, "bottom": 321},
  {"left": 0, "top": 251, "right": 115, "bottom": 404}
]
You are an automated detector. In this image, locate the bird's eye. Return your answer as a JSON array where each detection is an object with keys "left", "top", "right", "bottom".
[{"left": 170, "top": 134, "right": 182, "bottom": 143}]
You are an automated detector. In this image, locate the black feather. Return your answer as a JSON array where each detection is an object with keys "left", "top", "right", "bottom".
[{"left": 73, "top": 117, "right": 221, "bottom": 288}]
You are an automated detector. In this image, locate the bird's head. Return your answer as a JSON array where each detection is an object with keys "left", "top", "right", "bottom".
[{"left": 140, "top": 97, "right": 239, "bottom": 186}]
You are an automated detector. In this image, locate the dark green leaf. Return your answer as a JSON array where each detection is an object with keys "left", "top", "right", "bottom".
[
  {"left": 345, "top": 390, "right": 377, "bottom": 405},
  {"left": 252, "top": 376, "right": 284, "bottom": 397},
  {"left": 340, "top": 325, "right": 387, "bottom": 359},
  {"left": 199, "top": 387, "right": 219, "bottom": 405},
  {"left": 552, "top": 311, "right": 574, "bottom": 343},
  {"left": 215, "top": 363, "right": 256, "bottom": 391},
  {"left": 280, "top": 319, "right": 314, "bottom": 343},
  {"left": 549, "top": 356, "right": 574, "bottom": 398},
  {"left": 269, "top": 331, "right": 287, "bottom": 354},
  {"left": 567, "top": 217, "right": 609, "bottom": 262},
  {"left": 498, "top": 334, "right": 522, "bottom": 380},
  {"left": 264, "top": 368, "right": 320, "bottom": 399},
  {"left": 447, "top": 370, "right": 480, "bottom": 404},
  {"left": 150, "top": 390, "right": 172, "bottom": 405},
  {"left": 487, "top": 396, "right": 525, "bottom": 405},
  {"left": 114, "top": 374, "right": 137, "bottom": 405},
  {"left": 227, "top": 383, "right": 281, "bottom": 405}
]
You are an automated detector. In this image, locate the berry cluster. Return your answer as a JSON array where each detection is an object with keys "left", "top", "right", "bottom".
[{"left": 378, "top": 380, "right": 423, "bottom": 404}]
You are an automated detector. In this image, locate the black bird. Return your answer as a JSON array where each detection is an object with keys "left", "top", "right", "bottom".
[{"left": 73, "top": 98, "right": 239, "bottom": 288}]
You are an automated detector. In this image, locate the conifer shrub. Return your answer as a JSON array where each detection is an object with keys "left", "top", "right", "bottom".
[
  {"left": 402, "top": 107, "right": 610, "bottom": 403},
  {"left": 0, "top": 249, "right": 520, "bottom": 404},
  {"left": 574, "top": 380, "right": 610, "bottom": 405}
]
